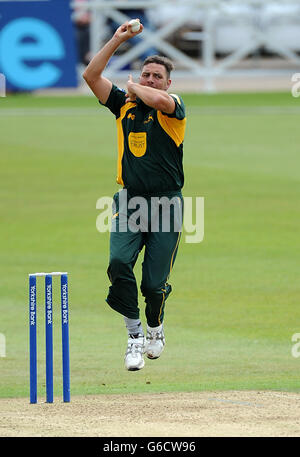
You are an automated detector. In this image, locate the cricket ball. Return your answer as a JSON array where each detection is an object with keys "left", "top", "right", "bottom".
[{"left": 128, "top": 19, "right": 141, "bottom": 33}]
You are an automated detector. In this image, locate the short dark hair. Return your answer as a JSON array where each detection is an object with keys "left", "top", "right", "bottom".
[{"left": 141, "top": 55, "right": 174, "bottom": 79}]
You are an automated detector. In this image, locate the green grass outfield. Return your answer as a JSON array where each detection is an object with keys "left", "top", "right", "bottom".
[{"left": 0, "top": 91, "right": 299, "bottom": 399}]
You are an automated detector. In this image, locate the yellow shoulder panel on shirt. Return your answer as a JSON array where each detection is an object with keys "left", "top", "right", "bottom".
[{"left": 157, "top": 111, "right": 186, "bottom": 147}]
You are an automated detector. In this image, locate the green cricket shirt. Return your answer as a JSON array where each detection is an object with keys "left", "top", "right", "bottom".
[{"left": 100, "top": 84, "right": 186, "bottom": 196}]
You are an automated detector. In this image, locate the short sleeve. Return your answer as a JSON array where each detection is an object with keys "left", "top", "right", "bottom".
[
  {"left": 164, "top": 94, "right": 185, "bottom": 120},
  {"left": 99, "top": 84, "right": 127, "bottom": 118}
]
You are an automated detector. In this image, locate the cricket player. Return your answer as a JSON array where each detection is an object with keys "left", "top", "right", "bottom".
[{"left": 83, "top": 20, "right": 186, "bottom": 371}]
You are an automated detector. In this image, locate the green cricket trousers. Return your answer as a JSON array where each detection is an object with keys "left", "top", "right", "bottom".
[{"left": 106, "top": 189, "right": 183, "bottom": 327}]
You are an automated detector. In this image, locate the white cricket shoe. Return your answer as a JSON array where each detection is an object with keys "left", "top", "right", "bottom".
[
  {"left": 124, "top": 334, "right": 145, "bottom": 371},
  {"left": 145, "top": 324, "right": 165, "bottom": 359}
]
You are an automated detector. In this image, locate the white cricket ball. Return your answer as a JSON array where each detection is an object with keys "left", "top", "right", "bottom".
[{"left": 128, "top": 19, "right": 141, "bottom": 33}]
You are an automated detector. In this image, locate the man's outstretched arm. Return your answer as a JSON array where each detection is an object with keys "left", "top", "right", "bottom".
[{"left": 83, "top": 21, "right": 143, "bottom": 104}]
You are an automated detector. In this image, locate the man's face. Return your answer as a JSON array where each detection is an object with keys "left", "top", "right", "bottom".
[{"left": 139, "top": 63, "right": 171, "bottom": 91}]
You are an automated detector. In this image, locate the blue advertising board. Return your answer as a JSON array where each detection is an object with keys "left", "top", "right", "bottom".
[{"left": 0, "top": 0, "right": 78, "bottom": 90}]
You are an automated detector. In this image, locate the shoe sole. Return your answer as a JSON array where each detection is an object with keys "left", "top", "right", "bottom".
[
  {"left": 145, "top": 347, "right": 164, "bottom": 359},
  {"left": 145, "top": 341, "right": 165, "bottom": 360},
  {"left": 126, "top": 360, "right": 145, "bottom": 371}
]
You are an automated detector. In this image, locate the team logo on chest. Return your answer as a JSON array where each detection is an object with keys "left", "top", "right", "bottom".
[
  {"left": 128, "top": 132, "right": 147, "bottom": 157},
  {"left": 144, "top": 114, "right": 154, "bottom": 124}
]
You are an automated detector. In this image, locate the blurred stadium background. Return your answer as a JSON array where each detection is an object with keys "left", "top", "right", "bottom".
[{"left": 1, "top": 0, "right": 300, "bottom": 94}]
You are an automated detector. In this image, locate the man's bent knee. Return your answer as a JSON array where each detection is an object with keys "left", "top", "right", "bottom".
[{"left": 141, "top": 282, "right": 172, "bottom": 299}]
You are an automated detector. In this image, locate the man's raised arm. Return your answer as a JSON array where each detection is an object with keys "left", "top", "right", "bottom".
[{"left": 83, "top": 21, "right": 143, "bottom": 104}]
